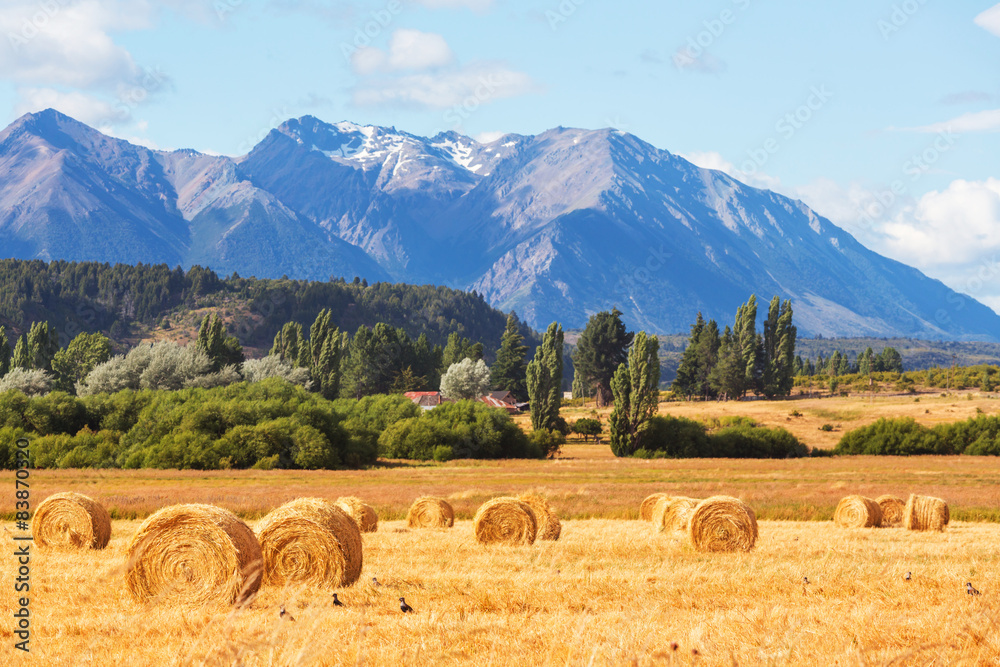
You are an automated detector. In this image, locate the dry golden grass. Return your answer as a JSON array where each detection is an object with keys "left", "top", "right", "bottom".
[
  {"left": 7, "top": 449, "right": 1000, "bottom": 524},
  {"left": 554, "top": 390, "right": 1000, "bottom": 450},
  {"left": 3, "top": 518, "right": 999, "bottom": 665}
]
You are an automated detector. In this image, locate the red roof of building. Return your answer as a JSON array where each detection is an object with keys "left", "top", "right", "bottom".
[{"left": 479, "top": 395, "right": 520, "bottom": 413}]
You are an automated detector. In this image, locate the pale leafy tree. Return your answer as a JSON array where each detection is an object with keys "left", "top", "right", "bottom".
[
  {"left": 440, "top": 358, "right": 491, "bottom": 401},
  {"left": 0, "top": 368, "right": 53, "bottom": 396},
  {"left": 79, "top": 341, "right": 215, "bottom": 395},
  {"left": 241, "top": 355, "right": 312, "bottom": 387}
]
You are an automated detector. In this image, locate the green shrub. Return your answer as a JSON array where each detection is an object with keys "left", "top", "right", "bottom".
[
  {"left": 640, "top": 415, "right": 710, "bottom": 458},
  {"left": 423, "top": 400, "right": 533, "bottom": 459},
  {"left": 0, "top": 382, "right": 539, "bottom": 469},
  {"left": 636, "top": 415, "right": 806, "bottom": 459},
  {"left": 0, "top": 427, "right": 33, "bottom": 468},
  {"left": 933, "top": 415, "right": 1000, "bottom": 456},
  {"left": 709, "top": 424, "right": 808, "bottom": 458},
  {"left": 834, "top": 418, "right": 947, "bottom": 455},
  {"left": 378, "top": 417, "right": 456, "bottom": 460},
  {"left": 572, "top": 418, "right": 603, "bottom": 442},
  {"left": 32, "top": 428, "right": 120, "bottom": 469}
]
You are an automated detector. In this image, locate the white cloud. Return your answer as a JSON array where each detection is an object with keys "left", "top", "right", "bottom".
[
  {"left": 784, "top": 175, "right": 1000, "bottom": 312},
  {"left": 387, "top": 29, "right": 454, "bottom": 70},
  {"left": 353, "top": 61, "right": 535, "bottom": 108},
  {"left": 0, "top": 1, "right": 145, "bottom": 90},
  {"left": 0, "top": 1, "right": 189, "bottom": 130},
  {"left": 975, "top": 3, "right": 1000, "bottom": 37},
  {"left": 904, "top": 108, "right": 1000, "bottom": 133},
  {"left": 352, "top": 29, "right": 454, "bottom": 74},
  {"left": 880, "top": 179, "right": 1000, "bottom": 266},
  {"left": 350, "top": 31, "right": 534, "bottom": 110},
  {"left": 14, "top": 87, "right": 123, "bottom": 128}
]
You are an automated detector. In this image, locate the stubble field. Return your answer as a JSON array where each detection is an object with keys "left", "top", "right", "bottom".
[
  {"left": 2, "top": 518, "right": 999, "bottom": 665},
  {"left": 3, "top": 392, "right": 1000, "bottom": 665}
]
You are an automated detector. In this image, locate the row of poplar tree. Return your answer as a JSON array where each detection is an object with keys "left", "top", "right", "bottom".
[{"left": 671, "top": 295, "right": 797, "bottom": 400}]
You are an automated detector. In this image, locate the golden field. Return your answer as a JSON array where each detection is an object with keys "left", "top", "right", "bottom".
[
  {"left": 553, "top": 389, "right": 1000, "bottom": 451},
  {"left": 2, "top": 518, "right": 998, "bottom": 666},
  {"left": 3, "top": 392, "right": 1000, "bottom": 665}
]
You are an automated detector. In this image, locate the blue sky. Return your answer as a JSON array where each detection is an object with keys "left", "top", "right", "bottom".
[{"left": 2, "top": 0, "right": 999, "bottom": 310}]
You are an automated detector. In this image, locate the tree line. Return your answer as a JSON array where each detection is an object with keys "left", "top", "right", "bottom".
[
  {"left": 671, "top": 295, "right": 797, "bottom": 400},
  {"left": 793, "top": 346, "right": 903, "bottom": 377},
  {"left": 0, "top": 259, "right": 534, "bottom": 355}
]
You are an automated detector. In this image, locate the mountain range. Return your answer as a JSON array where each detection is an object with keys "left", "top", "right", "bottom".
[{"left": 1, "top": 108, "right": 997, "bottom": 341}]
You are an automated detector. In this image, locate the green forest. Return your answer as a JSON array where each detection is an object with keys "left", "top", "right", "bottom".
[{"left": 0, "top": 258, "right": 536, "bottom": 355}]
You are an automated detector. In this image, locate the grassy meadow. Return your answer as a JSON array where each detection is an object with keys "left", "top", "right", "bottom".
[{"left": 3, "top": 390, "right": 1000, "bottom": 665}]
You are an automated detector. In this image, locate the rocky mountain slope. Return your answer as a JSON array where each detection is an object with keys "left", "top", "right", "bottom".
[{"left": 1, "top": 109, "right": 996, "bottom": 341}]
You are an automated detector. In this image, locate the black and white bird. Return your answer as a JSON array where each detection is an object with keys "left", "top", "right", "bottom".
[
  {"left": 905, "top": 572, "right": 911, "bottom": 581},
  {"left": 333, "top": 593, "right": 344, "bottom": 607},
  {"left": 371, "top": 576, "right": 381, "bottom": 587},
  {"left": 279, "top": 605, "right": 295, "bottom": 622},
  {"left": 399, "top": 597, "right": 414, "bottom": 613},
  {"left": 967, "top": 582, "right": 981, "bottom": 596}
]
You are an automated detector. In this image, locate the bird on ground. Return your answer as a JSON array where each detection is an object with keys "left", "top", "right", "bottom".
[
  {"left": 279, "top": 605, "right": 295, "bottom": 622},
  {"left": 399, "top": 597, "right": 414, "bottom": 613},
  {"left": 967, "top": 582, "right": 981, "bottom": 596},
  {"left": 371, "top": 576, "right": 381, "bottom": 587},
  {"left": 905, "top": 572, "right": 911, "bottom": 581},
  {"left": 802, "top": 577, "right": 810, "bottom": 585},
  {"left": 333, "top": 593, "right": 344, "bottom": 607}
]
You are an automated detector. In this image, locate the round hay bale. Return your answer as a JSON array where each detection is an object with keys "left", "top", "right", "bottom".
[
  {"left": 688, "top": 496, "right": 758, "bottom": 553},
  {"left": 407, "top": 497, "right": 455, "bottom": 528},
  {"left": 640, "top": 493, "right": 672, "bottom": 521},
  {"left": 473, "top": 497, "right": 537, "bottom": 545},
  {"left": 652, "top": 496, "right": 700, "bottom": 533},
  {"left": 518, "top": 493, "right": 561, "bottom": 540},
  {"left": 834, "top": 495, "right": 883, "bottom": 528},
  {"left": 335, "top": 496, "right": 378, "bottom": 533},
  {"left": 903, "top": 494, "right": 949, "bottom": 532},
  {"left": 125, "top": 504, "right": 262, "bottom": 605},
  {"left": 32, "top": 492, "right": 111, "bottom": 551},
  {"left": 256, "top": 498, "right": 363, "bottom": 589},
  {"left": 875, "top": 495, "right": 906, "bottom": 527}
]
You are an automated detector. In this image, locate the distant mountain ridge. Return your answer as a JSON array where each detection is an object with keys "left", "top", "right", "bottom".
[{"left": 1, "top": 108, "right": 998, "bottom": 342}]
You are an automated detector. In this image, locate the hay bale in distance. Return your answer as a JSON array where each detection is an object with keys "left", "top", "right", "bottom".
[
  {"left": 652, "top": 497, "right": 700, "bottom": 533},
  {"left": 473, "top": 497, "right": 537, "bottom": 545},
  {"left": 875, "top": 495, "right": 906, "bottom": 528},
  {"left": 256, "top": 498, "right": 363, "bottom": 589},
  {"left": 904, "top": 494, "right": 949, "bottom": 532},
  {"left": 125, "top": 504, "right": 262, "bottom": 605},
  {"left": 640, "top": 493, "right": 672, "bottom": 521},
  {"left": 335, "top": 496, "right": 378, "bottom": 533},
  {"left": 688, "top": 496, "right": 758, "bottom": 553},
  {"left": 834, "top": 495, "right": 883, "bottom": 528},
  {"left": 518, "top": 493, "right": 561, "bottom": 540},
  {"left": 32, "top": 492, "right": 111, "bottom": 551},
  {"left": 406, "top": 497, "right": 455, "bottom": 529}
]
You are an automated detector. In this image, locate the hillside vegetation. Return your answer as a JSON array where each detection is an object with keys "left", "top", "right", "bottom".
[{"left": 0, "top": 259, "right": 536, "bottom": 356}]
